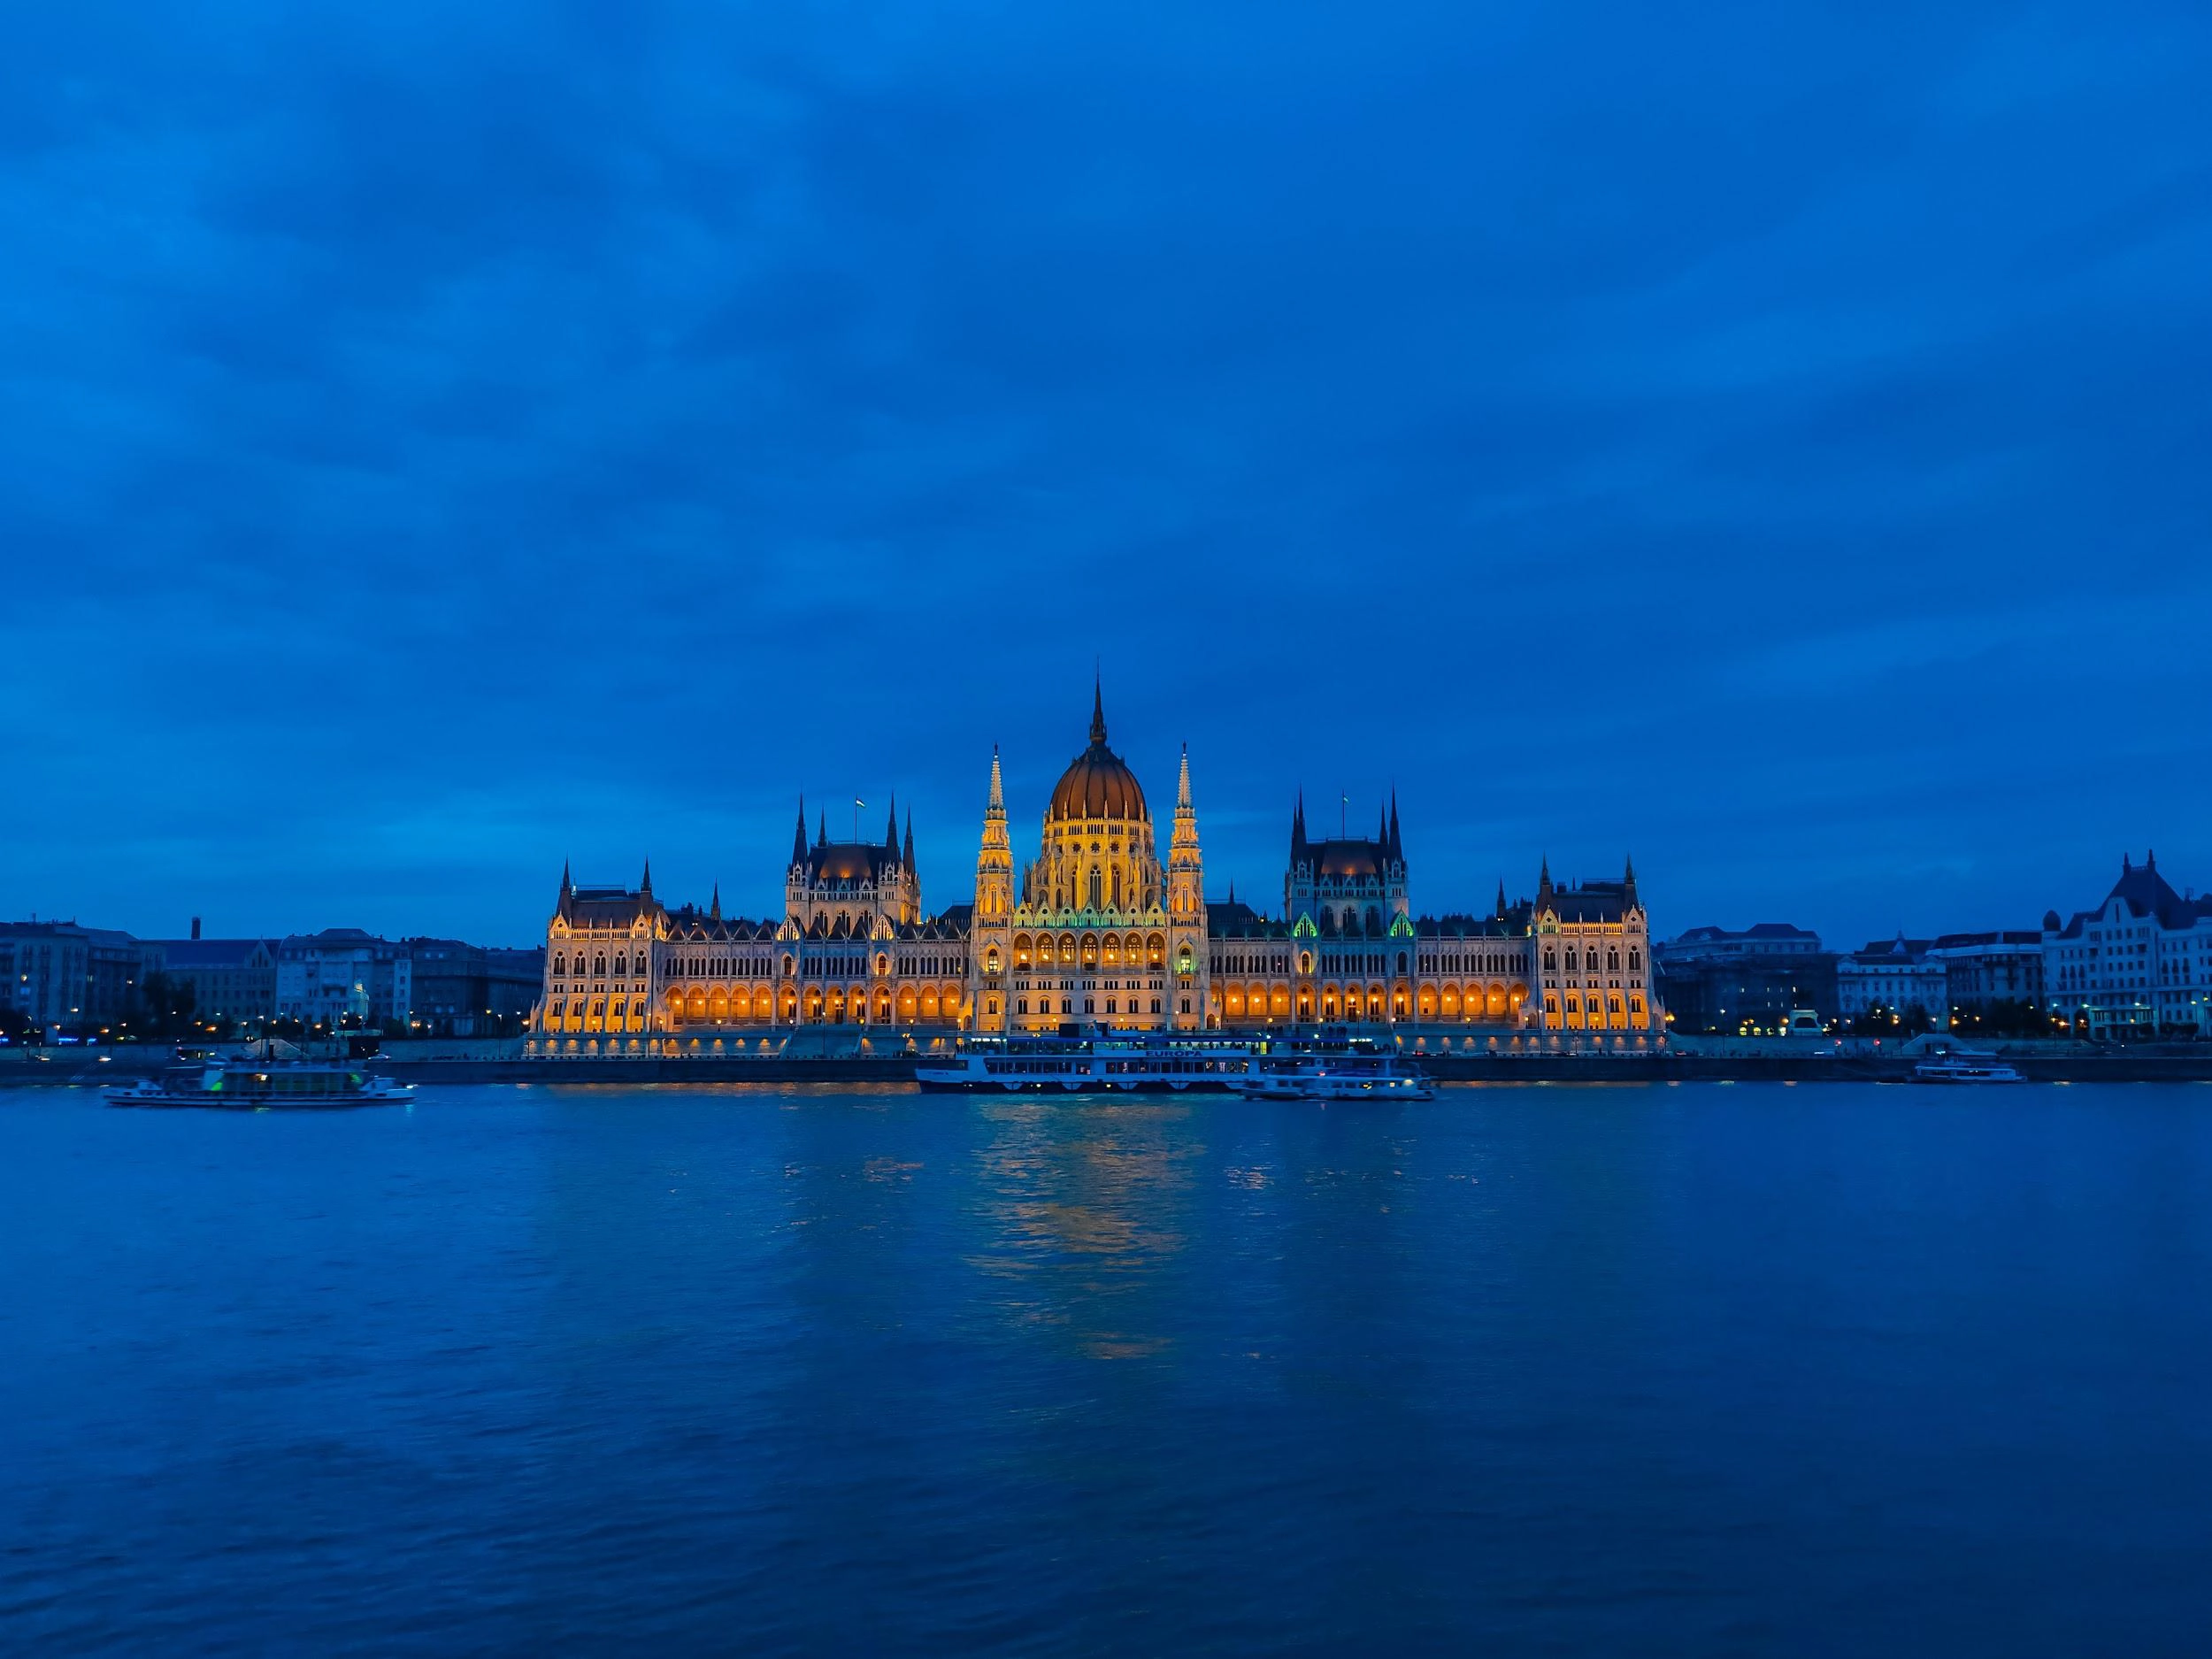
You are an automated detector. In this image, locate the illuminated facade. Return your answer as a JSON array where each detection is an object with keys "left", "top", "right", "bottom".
[
  {"left": 531, "top": 686, "right": 1658, "bottom": 1042},
  {"left": 966, "top": 685, "right": 1200, "bottom": 1034}
]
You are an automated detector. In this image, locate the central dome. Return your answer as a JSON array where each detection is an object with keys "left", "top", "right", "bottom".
[{"left": 1047, "top": 683, "right": 1148, "bottom": 823}]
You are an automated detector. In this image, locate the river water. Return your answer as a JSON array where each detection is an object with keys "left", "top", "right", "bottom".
[{"left": 4, "top": 1081, "right": 2209, "bottom": 1655}]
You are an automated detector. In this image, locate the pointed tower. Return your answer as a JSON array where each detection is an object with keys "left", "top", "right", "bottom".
[
  {"left": 902, "top": 809, "right": 915, "bottom": 871},
  {"left": 640, "top": 858, "right": 653, "bottom": 899},
  {"left": 1167, "top": 741, "right": 1208, "bottom": 1030},
  {"left": 1496, "top": 878, "right": 1508, "bottom": 921},
  {"left": 1624, "top": 853, "right": 1639, "bottom": 911},
  {"left": 885, "top": 793, "right": 899, "bottom": 852},
  {"left": 817, "top": 810, "right": 827, "bottom": 848},
  {"left": 710, "top": 882, "right": 722, "bottom": 922},
  {"left": 558, "top": 859, "right": 573, "bottom": 916},
  {"left": 1384, "top": 789, "right": 1409, "bottom": 921},
  {"left": 791, "top": 797, "right": 809, "bottom": 871},
  {"left": 968, "top": 745, "right": 1015, "bottom": 1033},
  {"left": 1538, "top": 855, "right": 1554, "bottom": 908}
]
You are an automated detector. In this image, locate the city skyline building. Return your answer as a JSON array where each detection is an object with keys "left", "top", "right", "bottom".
[{"left": 530, "top": 686, "right": 1658, "bottom": 1042}]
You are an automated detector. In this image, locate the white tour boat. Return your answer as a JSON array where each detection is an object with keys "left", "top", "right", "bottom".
[
  {"left": 1911, "top": 1054, "right": 2027, "bottom": 1085},
  {"left": 915, "top": 1026, "right": 1265, "bottom": 1093},
  {"left": 1231, "top": 1031, "right": 1434, "bottom": 1102},
  {"left": 105, "top": 1057, "right": 415, "bottom": 1109},
  {"left": 914, "top": 1025, "right": 1433, "bottom": 1098}
]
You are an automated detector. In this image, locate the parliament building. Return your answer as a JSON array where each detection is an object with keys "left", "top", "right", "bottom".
[{"left": 532, "top": 687, "right": 1658, "bottom": 1044}]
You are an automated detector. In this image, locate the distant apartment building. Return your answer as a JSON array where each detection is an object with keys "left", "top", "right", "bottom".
[
  {"left": 276, "top": 930, "right": 414, "bottom": 1028},
  {"left": 2043, "top": 852, "right": 2212, "bottom": 1038},
  {"left": 1927, "top": 931, "right": 2046, "bottom": 1015},
  {"left": 0, "top": 920, "right": 146, "bottom": 1031},
  {"left": 142, "top": 935, "right": 279, "bottom": 1025},
  {"left": 1835, "top": 936, "right": 1948, "bottom": 1024},
  {"left": 1654, "top": 924, "right": 1839, "bottom": 1034},
  {"left": 405, "top": 938, "right": 544, "bottom": 1035}
]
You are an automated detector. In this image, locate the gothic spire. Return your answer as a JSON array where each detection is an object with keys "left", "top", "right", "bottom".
[
  {"left": 1496, "top": 877, "right": 1508, "bottom": 919},
  {"left": 1090, "top": 672, "right": 1108, "bottom": 747},
  {"left": 902, "top": 808, "right": 915, "bottom": 868},
  {"left": 1387, "top": 789, "right": 1402, "bottom": 862},
  {"left": 1624, "top": 852, "right": 1638, "bottom": 906},
  {"left": 710, "top": 881, "right": 721, "bottom": 921},
  {"left": 885, "top": 791, "right": 899, "bottom": 851},
  {"left": 1538, "top": 854, "right": 1554, "bottom": 904},
  {"left": 640, "top": 857, "right": 653, "bottom": 896},
  {"left": 817, "top": 810, "right": 826, "bottom": 848},
  {"left": 979, "top": 745, "right": 1010, "bottom": 857},
  {"left": 1292, "top": 788, "right": 1308, "bottom": 856},
  {"left": 560, "top": 858, "right": 572, "bottom": 899},
  {"left": 1177, "top": 741, "right": 1193, "bottom": 810},
  {"left": 792, "top": 797, "right": 808, "bottom": 868}
]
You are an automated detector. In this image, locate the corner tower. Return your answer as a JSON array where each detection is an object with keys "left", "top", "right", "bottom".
[
  {"left": 1167, "top": 743, "right": 1208, "bottom": 1028},
  {"left": 969, "top": 746, "right": 1015, "bottom": 1030}
]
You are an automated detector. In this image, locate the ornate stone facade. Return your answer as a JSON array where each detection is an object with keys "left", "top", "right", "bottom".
[{"left": 531, "top": 685, "right": 1658, "bottom": 1042}]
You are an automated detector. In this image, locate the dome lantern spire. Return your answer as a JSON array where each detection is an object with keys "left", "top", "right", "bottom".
[{"left": 1047, "top": 683, "right": 1147, "bottom": 823}]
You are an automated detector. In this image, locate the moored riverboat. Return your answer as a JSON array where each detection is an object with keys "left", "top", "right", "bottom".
[
  {"left": 915, "top": 1026, "right": 1265, "bottom": 1092},
  {"left": 1912, "top": 1055, "right": 2027, "bottom": 1085},
  {"left": 1231, "top": 1031, "right": 1434, "bottom": 1101},
  {"left": 105, "top": 1059, "right": 414, "bottom": 1109}
]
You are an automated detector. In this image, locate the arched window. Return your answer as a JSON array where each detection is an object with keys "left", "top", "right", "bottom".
[
  {"left": 552, "top": 953, "right": 565, "bottom": 977},
  {"left": 1628, "top": 948, "right": 1642, "bottom": 972},
  {"left": 594, "top": 954, "right": 607, "bottom": 978},
  {"left": 1543, "top": 949, "right": 1556, "bottom": 972}
]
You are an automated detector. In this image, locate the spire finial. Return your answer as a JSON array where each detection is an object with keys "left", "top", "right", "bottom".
[
  {"left": 710, "top": 881, "right": 721, "bottom": 920},
  {"left": 886, "top": 791, "right": 899, "bottom": 850},
  {"left": 640, "top": 856, "right": 653, "bottom": 895},
  {"left": 1090, "top": 671, "right": 1107, "bottom": 746}
]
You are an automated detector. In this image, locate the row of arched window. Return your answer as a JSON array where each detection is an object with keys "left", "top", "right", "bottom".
[
  {"left": 1011, "top": 932, "right": 1170, "bottom": 971},
  {"left": 552, "top": 951, "right": 639, "bottom": 979},
  {"left": 1542, "top": 947, "right": 1641, "bottom": 973}
]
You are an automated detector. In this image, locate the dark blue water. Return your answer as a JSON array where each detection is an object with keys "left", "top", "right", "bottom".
[{"left": 4, "top": 1082, "right": 2211, "bottom": 1655}]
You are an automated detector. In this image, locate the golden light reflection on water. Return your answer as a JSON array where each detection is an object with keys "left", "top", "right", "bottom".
[{"left": 968, "top": 1095, "right": 1206, "bottom": 1360}]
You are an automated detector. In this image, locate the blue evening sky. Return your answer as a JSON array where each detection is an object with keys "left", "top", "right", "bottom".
[{"left": 4, "top": 2, "right": 2208, "bottom": 949}]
